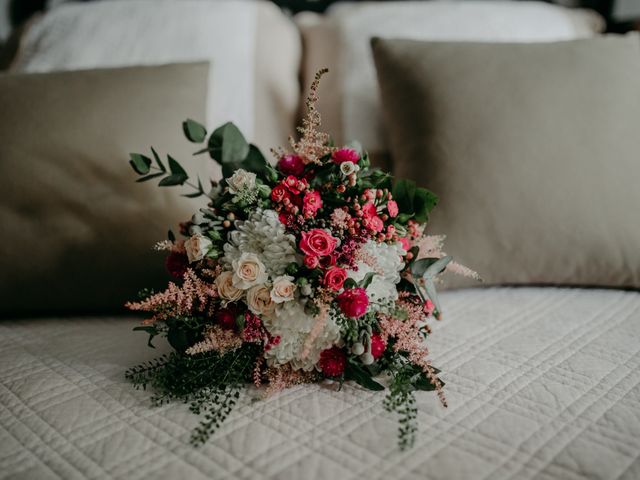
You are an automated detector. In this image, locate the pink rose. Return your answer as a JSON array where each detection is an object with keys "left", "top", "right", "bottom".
[
  {"left": 277, "top": 154, "right": 305, "bottom": 177},
  {"left": 271, "top": 183, "right": 290, "bottom": 203},
  {"left": 386, "top": 200, "right": 399, "bottom": 218},
  {"left": 323, "top": 266, "right": 347, "bottom": 291},
  {"left": 365, "top": 216, "right": 384, "bottom": 233},
  {"left": 398, "top": 237, "right": 411, "bottom": 252},
  {"left": 423, "top": 299, "right": 435, "bottom": 317},
  {"left": 332, "top": 148, "right": 360, "bottom": 165},
  {"left": 302, "top": 190, "right": 323, "bottom": 217},
  {"left": 299, "top": 229, "right": 338, "bottom": 257},
  {"left": 362, "top": 202, "right": 378, "bottom": 219},
  {"left": 336, "top": 287, "right": 369, "bottom": 318},
  {"left": 284, "top": 175, "right": 307, "bottom": 195},
  {"left": 304, "top": 255, "right": 320, "bottom": 269}
]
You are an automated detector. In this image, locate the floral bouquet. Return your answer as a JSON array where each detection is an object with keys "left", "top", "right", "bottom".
[{"left": 125, "top": 70, "right": 477, "bottom": 449}]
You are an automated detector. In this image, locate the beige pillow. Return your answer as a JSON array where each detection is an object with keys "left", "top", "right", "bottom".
[
  {"left": 0, "top": 63, "right": 209, "bottom": 314},
  {"left": 372, "top": 35, "right": 640, "bottom": 288}
]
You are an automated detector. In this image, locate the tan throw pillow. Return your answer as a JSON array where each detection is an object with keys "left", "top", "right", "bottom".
[
  {"left": 372, "top": 35, "right": 640, "bottom": 288},
  {"left": 0, "top": 63, "right": 209, "bottom": 314}
]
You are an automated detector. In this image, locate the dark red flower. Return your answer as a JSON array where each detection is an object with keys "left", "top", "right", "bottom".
[
  {"left": 165, "top": 251, "right": 189, "bottom": 278},
  {"left": 336, "top": 287, "right": 369, "bottom": 318},
  {"left": 318, "top": 347, "right": 346, "bottom": 377},
  {"left": 370, "top": 333, "right": 386, "bottom": 359},
  {"left": 277, "top": 154, "right": 305, "bottom": 177},
  {"left": 216, "top": 307, "right": 238, "bottom": 330},
  {"left": 271, "top": 183, "right": 290, "bottom": 203}
]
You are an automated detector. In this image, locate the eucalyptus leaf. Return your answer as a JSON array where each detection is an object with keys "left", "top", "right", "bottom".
[
  {"left": 241, "top": 144, "right": 269, "bottom": 176},
  {"left": 345, "top": 362, "right": 385, "bottom": 391},
  {"left": 182, "top": 118, "right": 207, "bottom": 143},
  {"left": 168, "top": 155, "right": 188, "bottom": 176},
  {"left": 135, "top": 172, "right": 165, "bottom": 183},
  {"left": 133, "top": 325, "right": 158, "bottom": 348},
  {"left": 168, "top": 230, "right": 176, "bottom": 242},
  {"left": 208, "top": 122, "right": 250, "bottom": 165},
  {"left": 413, "top": 187, "right": 438, "bottom": 223},
  {"left": 129, "top": 153, "right": 152, "bottom": 175},
  {"left": 423, "top": 255, "right": 452, "bottom": 280},
  {"left": 410, "top": 258, "right": 440, "bottom": 278},
  {"left": 151, "top": 147, "right": 166, "bottom": 172},
  {"left": 159, "top": 174, "right": 188, "bottom": 186},
  {"left": 359, "top": 272, "right": 377, "bottom": 290},
  {"left": 392, "top": 179, "right": 416, "bottom": 213}
]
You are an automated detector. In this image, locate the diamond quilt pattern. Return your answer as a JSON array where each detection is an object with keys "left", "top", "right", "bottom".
[{"left": 1, "top": 287, "right": 639, "bottom": 480}]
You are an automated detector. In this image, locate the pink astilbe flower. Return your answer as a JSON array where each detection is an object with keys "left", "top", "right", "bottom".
[
  {"left": 415, "top": 235, "right": 446, "bottom": 259},
  {"left": 446, "top": 261, "right": 481, "bottom": 281},
  {"left": 264, "top": 365, "right": 317, "bottom": 397},
  {"left": 378, "top": 295, "right": 446, "bottom": 407},
  {"left": 185, "top": 325, "right": 243, "bottom": 356},
  {"left": 300, "top": 303, "right": 328, "bottom": 360},
  {"left": 284, "top": 69, "right": 334, "bottom": 165},
  {"left": 125, "top": 269, "right": 217, "bottom": 323}
]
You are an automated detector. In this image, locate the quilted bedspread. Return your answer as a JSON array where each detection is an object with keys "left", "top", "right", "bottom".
[{"left": 1, "top": 287, "right": 639, "bottom": 480}]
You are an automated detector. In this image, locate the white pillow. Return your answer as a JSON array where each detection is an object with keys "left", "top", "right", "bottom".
[
  {"left": 10, "top": 0, "right": 301, "bottom": 155},
  {"left": 297, "top": 1, "right": 604, "bottom": 151}
]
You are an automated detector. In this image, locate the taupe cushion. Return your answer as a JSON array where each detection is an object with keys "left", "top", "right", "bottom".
[
  {"left": 372, "top": 35, "right": 640, "bottom": 288},
  {"left": 0, "top": 63, "right": 209, "bottom": 314}
]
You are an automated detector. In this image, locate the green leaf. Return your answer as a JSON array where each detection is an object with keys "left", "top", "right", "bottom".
[
  {"left": 413, "top": 187, "right": 438, "bottom": 223},
  {"left": 411, "top": 258, "right": 440, "bottom": 278},
  {"left": 424, "top": 255, "right": 453, "bottom": 280},
  {"left": 208, "top": 122, "right": 250, "bottom": 165},
  {"left": 135, "top": 172, "right": 165, "bottom": 183},
  {"left": 168, "top": 155, "right": 187, "bottom": 176},
  {"left": 392, "top": 179, "right": 416, "bottom": 214},
  {"left": 159, "top": 174, "right": 188, "bottom": 187},
  {"left": 359, "top": 272, "right": 377, "bottom": 290},
  {"left": 241, "top": 144, "right": 269, "bottom": 176},
  {"left": 133, "top": 325, "right": 159, "bottom": 349},
  {"left": 168, "top": 230, "right": 176, "bottom": 242},
  {"left": 414, "top": 375, "right": 445, "bottom": 391},
  {"left": 343, "top": 278, "right": 358, "bottom": 290},
  {"left": 129, "top": 153, "right": 152, "bottom": 175},
  {"left": 345, "top": 362, "right": 385, "bottom": 391},
  {"left": 151, "top": 147, "right": 166, "bottom": 172},
  {"left": 167, "top": 325, "right": 190, "bottom": 352},
  {"left": 183, "top": 119, "right": 207, "bottom": 143}
]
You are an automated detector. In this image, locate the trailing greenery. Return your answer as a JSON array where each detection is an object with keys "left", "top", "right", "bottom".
[{"left": 126, "top": 343, "right": 260, "bottom": 446}]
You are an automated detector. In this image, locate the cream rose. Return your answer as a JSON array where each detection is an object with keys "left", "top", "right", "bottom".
[
  {"left": 270, "top": 275, "right": 296, "bottom": 303},
  {"left": 226, "top": 169, "right": 256, "bottom": 194},
  {"left": 214, "top": 271, "right": 243, "bottom": 303},
  {"left": 246, "top": 284, "right": 276, "bottom": 317},
  {"left": 232, "top": 252, "right": 268, "bottom": 289},
  {"left": 184, "top": 234, "right": 213, "bottom": 263}
]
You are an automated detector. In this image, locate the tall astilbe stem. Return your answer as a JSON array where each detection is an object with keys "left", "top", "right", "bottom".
[
  {"left": 287, "top": 68, "right": 334, "bottom": 165},
  {"left": 125, "top": 269, "right": 218, "bottom": 323}
]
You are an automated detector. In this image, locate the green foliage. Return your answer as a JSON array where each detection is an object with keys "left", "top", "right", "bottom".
[
  {"left": 392, "top": 179, "right": 438, "bottom": 224},
  {"left": 125, "top": 343, "right": 261, "bottom": 446},
  {"left": 345, "top": 360, "right": 384, "bottom": 391},
  {"left": 129, "top": 153, "right": 152, "bottom": 174},
  {"left": 208, "top": 122, "right": 250, "bottom": 165},
  {"left": 182, "top": 119, "right": 207, "bottom": 143}
]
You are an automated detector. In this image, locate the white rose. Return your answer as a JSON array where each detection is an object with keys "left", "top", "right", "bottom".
[
  {"left": 227, "top": 169, "right": 256, "bottom": 194},
  {"left": 184, "top": 234, "right": 213, "bottom": 263},
  {"left": 246, "top": 284, "right": 276, "bottom": 317},
  {"left": 340, "top": 161, "right": 360, "bottom": 176},
  {"left": 214, "top": 271, "right": 243, "bottom": 303},
  {"left": 232, "top": 252, "right": 268, "bottom": 289},
  {"left": 270, "top": 275, "right": 296, "bottom": 303}
]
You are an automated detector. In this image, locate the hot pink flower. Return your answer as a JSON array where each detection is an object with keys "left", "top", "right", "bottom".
[
  {"left": 423, "top": 299, "right": 436, "bottom": 317},
  {"left": 302, "top": 190, "right": 323, "bottom": 216},
  {"left": 332, "top": 148, "right": 360, "bottom": 165},
  {"left": 323, "top": 266, "right": 347, "bottom": 291},
  {"left": 386, "top": 200, "right": 399, "bottom": 218},
  {"left": 299, "top": 229, "right": 337, "bottom": 257},
  {"left": 283, "top": 175, "right": 307, "bottom": 195},
  {"left": 398, "top": 237, "right": 411, "bottom": 252},
  {"left": 362, "top": 202, "right": 378, "bottom": 219},
  {"left": 277, "top": 154, "right": 305, "bottom": 177},
  {"left": 365, "top": 216, "right": 384, "bottom": 233},
  {"left": 336, "top": 287, "right": 369, "bottom": 318},
  {"left": 304, "top": 255, "right": 320, "bottom": 269},
  {"left": 370, "top": 333, "right": 386, "bottom": 359}
]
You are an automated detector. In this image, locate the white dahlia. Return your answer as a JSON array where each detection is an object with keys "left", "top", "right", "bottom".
[
  {"left": 222, "top": 209, "right": 299, "bottom": 277},
  {"left": 262, "top": 301, "right": 341, "bottom": 371},
  {"left": 348, "top": 240, "right": 406, "bottom": 306}
]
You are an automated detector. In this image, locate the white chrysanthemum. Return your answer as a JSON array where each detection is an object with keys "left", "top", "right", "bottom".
[
  {"left": 348, "top": 240, "right": 406, "bottom": 307},
  {"left": 222, "top": 209, "right": 298, "bottom": 277},
  {"left": 262, "top": 302, "right": 341, "bottom": 371}
]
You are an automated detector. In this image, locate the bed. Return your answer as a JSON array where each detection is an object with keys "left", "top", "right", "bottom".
[
  {"left": 2, "top": 287, "right": 639, "bottom": 480},
  {"left": 1, "top": 2, "right": 639, "bottom": 479}
]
